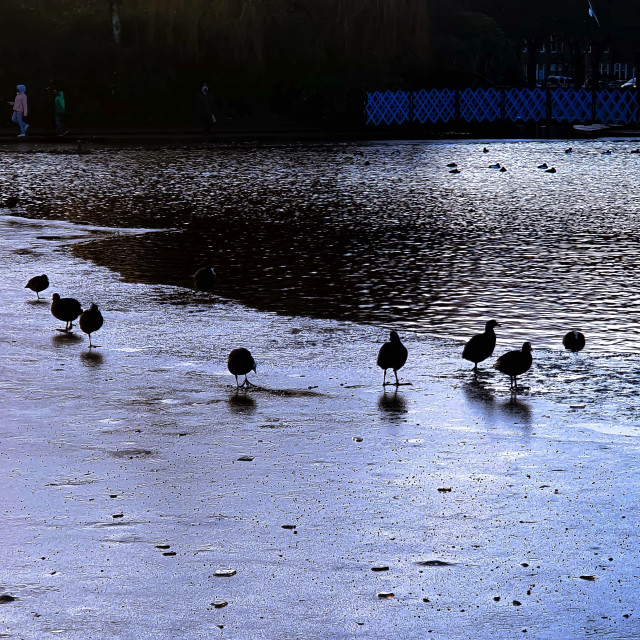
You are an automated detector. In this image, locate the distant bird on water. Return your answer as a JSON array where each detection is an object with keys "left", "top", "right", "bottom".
[
  {"left": 228, "top": 348, "right": 257, "bottom": 388},
  {"left": 446, "top": 162, "right": 457, "bottom": 168},
  {"left": 50, "top": 293, "right": 83, "bottom": 332},
  {"left": 538, "top": 163, "right": 548, "bottom": 169},
  {"left": 449, "top": 168, "right": 461, "bottom": 174},
  {"left": 565, "top": 147, "right": 573, "bottom": 153},
  {"left": 193, "top": 266, "right": 216, "bottom": 292},
  {"left": 377, "top": 330, "right": 408, "bottom": 386},
  {"left": 462, "top": 320, "right": 499, "bottom": 373},
  {"left": 25, "top": 274, "right": 49, "bottom": 299},
  {"left": 489, "top": 163, "right": 501, "bottom": 169},
  {"left": 494, "top": 342, "right": 533, "bottom": 390},
  {"left": 79, "top": 303, "right": 103, "bottom": 348},
  {"left": 545, "top": 167, "right": 557, "bottom": 173},
  {"left": 563, "top": 330, "right": 585, "bottom": 352},
  {"left": 483, "top": 147, "right": 489, "bottom": 153}
]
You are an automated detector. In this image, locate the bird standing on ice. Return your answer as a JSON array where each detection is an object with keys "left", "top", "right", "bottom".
[{"left": 377, "top": 331, "right": 408, "bottom": 386}]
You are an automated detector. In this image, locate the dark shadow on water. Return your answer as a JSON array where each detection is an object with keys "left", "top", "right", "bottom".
[
  {"left": 52, "top": 332, "right": 83, "bottom": 347},
  {"left": 378, "top": 389, "right": 407, "bottom": 421},
  {"left": 228, "top": 390, "right": 256, "bottom": 413},
  {"left": 81, "top": 350, "right": 104, "bottom": 367},
  {"left": 26, "top": 298, "right": 49, "bottom": 306}
]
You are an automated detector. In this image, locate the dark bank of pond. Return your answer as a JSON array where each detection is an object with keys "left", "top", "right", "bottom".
[{"left": 3, "top": 138, "right": 640, "bottom": 354}]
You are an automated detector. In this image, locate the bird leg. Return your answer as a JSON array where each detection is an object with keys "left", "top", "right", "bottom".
[{"left": 382, "top": 370, "right": 388, "bottom": 386}]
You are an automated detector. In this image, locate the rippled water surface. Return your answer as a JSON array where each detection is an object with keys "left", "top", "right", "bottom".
[{"left": 3, "top": 137, "right": 640, "bottom": 353}]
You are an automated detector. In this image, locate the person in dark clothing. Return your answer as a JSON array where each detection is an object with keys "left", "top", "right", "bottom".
[
  {"left": 53, "top": 89, "right": 69, "bottom": 135},
  {"left": 194, "top": 83, "right": 216, "bottom": 132}
]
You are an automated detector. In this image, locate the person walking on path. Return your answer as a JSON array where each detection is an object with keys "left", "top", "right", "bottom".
[
  {"left": 194, "top": 82, "right": 216, "bottom": 133},
  {"left": 54, "top": 89, "right": 69, "bottom": 135},
  {"left": 9, "top": 85, "right": 29, "bottom": 137}
]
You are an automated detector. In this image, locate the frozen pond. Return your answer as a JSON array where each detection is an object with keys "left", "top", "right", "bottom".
[{"left": 1, "top": 139, "right": 640, "bottom": 639}]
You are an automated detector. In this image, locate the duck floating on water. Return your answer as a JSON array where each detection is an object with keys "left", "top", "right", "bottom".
[{"left": 563, "top": 330, "right": 585, "bottom": 352}]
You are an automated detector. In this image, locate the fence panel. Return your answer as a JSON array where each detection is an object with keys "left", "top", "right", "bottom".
[
  {"left": 504, "top": 88, "right": 546, "bottom": 122},
  {"left": 550, "top": 89, "right": 592, "bottom": 122},
  {"left": 596, "top": 90, "right": 638, "bottom": 124},
  {"left": 365, "top": 88, "right": 638, "bottom": 126},
  {"left": 365, "top": 90, "right": 411, "bottom": 125},
  {"left": 413, "top": 89, "right": 456, "bottom": 123},
  {"left": 460, "top": 89, "right": 502, "bottom": 122}
]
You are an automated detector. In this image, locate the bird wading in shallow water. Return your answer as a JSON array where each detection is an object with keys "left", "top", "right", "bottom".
[
  {"left": 79, "top": 303, "right": 104, "bottom": 348},
  {"left": 462, "top": 320, "right": 499, "bottom": 373},
  {"left": 25, "top": 274, "right": 49, "bottom": 299},
  {"left": 377, "top": 331, "right": 408, "bottom": 386},
  {"left": 228, "top": 348, "right": 257, "bottom": 388},
  {"left": 193, "top": 266, "right": 216, "bottom": 292},
  {"left": 563, "top": 330, "right": 585, "bottom": 352},
  {"left": 494, "top": 342, "right": 533, "bottom": 391},
  {"left": 50, "top": 293, "right": 83, "bottom": 332}
]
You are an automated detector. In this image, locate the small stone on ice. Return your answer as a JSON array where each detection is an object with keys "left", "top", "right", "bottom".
[
  {"left": 282, "top": 524, "right": 297, "bottom": 530},
  {"left": 371, "top": 566, "right": 390, "bottom": 572},
  {"left": 579, "top": 575, "right": 596, "bottom": 581},
  {"left": 352, "top": 436, "right": 363, "bottom": 442},
  {"left": 0, "top": 595, "right": 16, "bottom": 603},
  {"left": 377, "top": 591, "right": 394, "bottom": 599},
  {"left": 214, "top": 569, "right": 237, "bottom": 577},
  {"left": 212, "top": 599, "right": 228, "bottom": 608},
  {"left": 237, "top": 456, "right": 254, "bottom": 462}
]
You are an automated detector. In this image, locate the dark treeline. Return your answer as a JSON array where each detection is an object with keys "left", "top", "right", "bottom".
[{"left": 1, "top": 0, "right": 638, "bottom": 129}]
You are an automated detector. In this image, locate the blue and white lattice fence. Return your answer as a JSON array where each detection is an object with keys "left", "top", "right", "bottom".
[{"left": 365, "top": 88, "right": 639, "bottom": 126}]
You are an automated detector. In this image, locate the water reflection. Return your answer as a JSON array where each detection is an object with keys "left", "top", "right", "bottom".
[
  {"left": 80, "top": 350, "right": 104, "bottom": 367},
  {"left": 51, "top": 332, "right": 83, "bottom": 347},
  {"left": 228, "top": 390, "right": 256, "bottom": 413},
  {"left": 377, "top": 390, "right": 407, "bottom": 420},
  {"left": 5, "top": 139, "right": 640, "bottom": 353}
]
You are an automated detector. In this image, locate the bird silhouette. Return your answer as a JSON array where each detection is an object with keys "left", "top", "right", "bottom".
[
  {"left": 79, "top": 303, "right": 104, "bottom": 348},
  {"left": 377, "top": 331, "right": 408, "bottom": 386},
  {"left": 562, "top": 330, "right": 585, "bottom": 352},
  {"left": 565, "top": 147, "right": 573, "bottom": 153},
  {"left": 193, "top": 266, "right": 216, "bottom": 292},
  {"left": 538, "top": 163, "right": 548, "bottom": 169},
  {"left": 25, "top": 274, "right": 49, "bottom": 299},
  {"left": 494, "top": 342, "right": 533, "bottom": 390},
  {"left": 228, "top": 348, "right": 257, "bottom": 388},
  {"left": 545, "top": 167, "right": 557, "bottom": 173},
  {"left": 446, "top": 162, "right": 457, "bottom": 167},
  {"left": 50, "top": 293, "right": 83, "bottom": 332},
  {"left": 449, "top": 168, "right": 461, "bottom": 174},
  {"left": 489, "top": 163, "right": 501, "bottom": 169},
  {"left": 462, "top": 320, "right": 499, "bottom": 373}
]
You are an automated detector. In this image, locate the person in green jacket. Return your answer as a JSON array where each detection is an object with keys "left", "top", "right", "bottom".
[{"left": 54, "top": 89, "right": 69, "bottom": 135}]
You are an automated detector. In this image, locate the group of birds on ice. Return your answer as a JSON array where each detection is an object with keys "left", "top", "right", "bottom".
[
  {"left": 26, "top": 267, "right": 585, "bottom": 393},
  {"left": 24, "top": 266, "right": 257, "bottom": 389},
  {"left": 377, "top": 320, "right": 585, "bottom": 393}
]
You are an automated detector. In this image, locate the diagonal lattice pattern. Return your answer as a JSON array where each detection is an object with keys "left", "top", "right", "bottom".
[
  {"left": 596, "top": 90, "right": 639, "bottom": 124},
  {"left": 365, "top": 91, "right": 411, "bottom": 125},
  {"left": 365, "top": 88, "right": 639, "bottom": 126},
  {"left": 459, "top": 88, "right": 502, "bottom": 122},
  {"left": 413, "top": 89, "right": 456, "bottom": 123},
  {"left": 550, "top": 89, "right": 592, "bottom": 122},
  {"left": 504, "top": 89, "right": 546, "bottom": 122}
]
